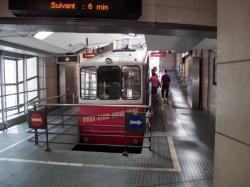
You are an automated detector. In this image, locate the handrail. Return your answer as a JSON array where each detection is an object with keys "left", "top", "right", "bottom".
[
  {"left": 35, "top": 103, "right": 150, "bottom": 108},
  {"left": 30, "top": 95, "right": 66, "bottom": 105},
  {"left": 27, "top": 99, "right": 152, "bottom": 154}
]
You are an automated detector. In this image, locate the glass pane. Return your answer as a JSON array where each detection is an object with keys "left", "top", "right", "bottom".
[
  {"left": 6, "top": 85, "right": 17, "bottom": 95},
  {"left": 4, "top": 59, "right": 16, "bottom": 84},
  {"left": 122, "top": 66, "right": 141, "bottom": 100},
  {"left": 98, "top": 66, "right": 121, "bottom": 100},
  {"left": 27, "top": 57, "right": 37, "bottom": 78},
  {"left": 27, "top": 78, "right": 38, "bottom": 91},
  {"left": 7, "top": 109, "right": 18, "bottom": 117},
  {"left": 19, "top": 84, "right": 24, "bottom": 92},
  {"left": 6, "top": 95, "right": 17, "bottom": 108},
  {"left": 18, "top": 59, "right": 24, "bottom": 82},
  {"left": 80, "top": 67, "right": 97, "bottom": 100},
  {"left": 28, "top": 105, "right": 34, "bottom": 110},
  {"left": 7, "top": 112, "right": 21, "bottom": 121},
  {"left": 19, "top": 93, "right": 24, "bottom": 104},
  {"left": 28, "top": 91, "right": 38, "bottom": 101},
  {"left": 19, "top": 106, "right": 25, "bottom": 112}
]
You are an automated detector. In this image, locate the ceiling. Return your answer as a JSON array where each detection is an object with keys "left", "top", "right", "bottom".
[
  {"left": 0, "top": 17, "right": 217, "bottom": 56},
  {"left": 0, "top": 32, "right": 146, "bottom": 56},
  {"left": 0, "top": 31, "right": 216, "bottom": 56},
  {"left": 0, "top": 15, "right": 217, "bottom": 56}
]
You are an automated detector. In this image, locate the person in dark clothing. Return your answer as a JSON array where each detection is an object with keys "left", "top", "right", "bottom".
[
  {"left": 109, "top": 83, "right": 120, "bottom": 99},
  {"left": 161, "top": 69, "right": 171, "bottom": 104}
]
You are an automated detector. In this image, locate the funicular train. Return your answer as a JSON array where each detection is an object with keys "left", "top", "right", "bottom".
[{"left": 77, "top": 47, "right": 149, "bottom": 147}]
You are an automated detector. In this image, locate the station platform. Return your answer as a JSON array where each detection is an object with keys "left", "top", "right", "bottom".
[{"left": 0, "top": 74, "right": 215, "bottom": 187}]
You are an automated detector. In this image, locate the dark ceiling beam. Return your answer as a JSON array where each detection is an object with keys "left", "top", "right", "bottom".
[{"left": 0, "top": 17, "right": 217, "bottom": 39}]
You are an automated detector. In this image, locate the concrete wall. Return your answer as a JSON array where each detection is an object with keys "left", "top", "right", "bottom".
[
  {"left": 141, "top": 0, "right": 217, "bottom": 26},
  {"left": 160, "top": 53, "right": 176, "bottom": 72},
  {"left": 0, "top": 0, "right": 217, "bottom": 26},
  {"left": 213, "top": 0, "right": 250, "bottom": 186}
]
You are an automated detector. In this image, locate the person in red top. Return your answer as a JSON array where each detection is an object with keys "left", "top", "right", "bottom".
[
  {"left": 161, "top": 69, "right": 171, "bottom": 104},
  {"left": 149, "top": 71, "right": 160, "bottom": 104}
]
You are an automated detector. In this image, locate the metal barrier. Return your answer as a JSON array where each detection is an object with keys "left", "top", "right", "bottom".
[
  {"left": 0, "top": 89, "right": 56, "bottom": 131},
  {"left": 27, "top": 95, "right": 152, "bottom": 155}
]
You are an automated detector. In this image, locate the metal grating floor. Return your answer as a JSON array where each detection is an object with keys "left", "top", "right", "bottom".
[{"left": 0, "top": 74, "right": 215, "bottom": 187}]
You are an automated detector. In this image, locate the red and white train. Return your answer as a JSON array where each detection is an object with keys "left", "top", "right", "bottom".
[{"left": 77, "top": 47, "right": 149, "bottom": 146}]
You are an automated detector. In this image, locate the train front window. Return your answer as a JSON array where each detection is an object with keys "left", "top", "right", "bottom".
[
  {"left": 98, "top": 66, "right": 121, "bottom": 100},
  {"left": 80, "top": 67, "right": 97, "bottom": 100},
  {"left": 121, "top": 66, "right": 141, "bottom": 100}
]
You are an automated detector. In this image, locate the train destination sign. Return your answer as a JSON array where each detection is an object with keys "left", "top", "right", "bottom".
[
  {"left": 9, "top": 0, "right": 142, "bottom": 20},
  {"left": 82, "top": 53, "right": 96, "bottom": 58},
  {"left": 150, "top": 51, "right": 167, "bottom": 57}
]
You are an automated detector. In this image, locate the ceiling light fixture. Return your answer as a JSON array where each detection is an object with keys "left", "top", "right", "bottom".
[
  {"left": 34, "top": 31, "right": 53, "bottom": 40},
  {"left": 128, "top": 33, "right": 136, "bottom": 37}
]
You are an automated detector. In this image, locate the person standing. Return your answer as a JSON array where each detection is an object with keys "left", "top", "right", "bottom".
[
  {"left": 161, "top": 69, "right": 171, "bottom": 104},
  {"left": 149, "top": 71, "right": 160, "bottom": 104}
]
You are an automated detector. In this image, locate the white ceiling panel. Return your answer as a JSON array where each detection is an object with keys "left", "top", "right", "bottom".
[{"left": 43, "top": 33, "right": 142, "bottom": 52}]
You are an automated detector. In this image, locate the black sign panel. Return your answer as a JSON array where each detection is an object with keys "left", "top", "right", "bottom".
[
  {"left": 9, "top": 0, "right": 142, "bottom": 20},
  {"left": 57, "top": 55, "right": 79, "bottom": 64}
]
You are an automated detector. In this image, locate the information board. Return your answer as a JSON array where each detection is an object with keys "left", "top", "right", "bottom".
[{"left": 9, "top": 0, "right": 142, "bottom": 20}]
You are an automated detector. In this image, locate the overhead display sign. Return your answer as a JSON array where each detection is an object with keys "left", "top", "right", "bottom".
[
  {"left": 150, "top": 51, "right": 167, "bottom": 57},
  {"left": 82, "top": 53, "right": 96, "bottom": 58},
  {"left": 57, "top": 55, "right": 79, "bottom": 64},
  {"left": 9, "top": 0, "right": 142, "bottom": 20}
]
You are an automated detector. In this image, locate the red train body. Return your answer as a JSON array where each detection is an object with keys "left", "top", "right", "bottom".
[{"left": 77, "top": 48, "right": 148, "bottom": 146}]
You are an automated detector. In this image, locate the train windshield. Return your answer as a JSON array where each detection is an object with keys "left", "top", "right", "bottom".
[
  {"left": 80, "top": 66, "right": 141, "bottom": 100},
  {"left": 98, "top": 66, "right": 121, "bottom": 100},
  {"left": 121, "top": 66, "right": 141, "bottom": 100}
]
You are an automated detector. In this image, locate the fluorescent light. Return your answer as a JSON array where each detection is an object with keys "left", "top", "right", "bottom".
[
  {"left": 34, "top": 31, "right": 53, "bottom": 40},
  {"left": 128, "top": 33, "right": 136, "bottom": 37}
]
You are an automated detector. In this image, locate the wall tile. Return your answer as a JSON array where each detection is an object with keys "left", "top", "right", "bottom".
[
  {"left": 216, "top": 61, "right": 250, "bottom": 145},
  {"left": 218, "top": 0, "right": 250, "bottom": 63},
  {"left": 213, "top": 133, "right": 250, "bottom": 187}
]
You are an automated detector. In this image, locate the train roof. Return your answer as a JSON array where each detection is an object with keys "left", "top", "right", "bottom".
[{"left": 80, "top": 47, "right": 148, "bottom": 66}]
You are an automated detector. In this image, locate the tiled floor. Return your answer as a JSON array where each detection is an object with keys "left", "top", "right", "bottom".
[{"left": 0, "top": 73, "right": 215, "bottom": 187}]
